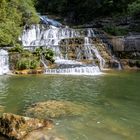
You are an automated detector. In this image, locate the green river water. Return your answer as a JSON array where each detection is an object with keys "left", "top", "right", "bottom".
[{"left": 0, "top": 71, "right": 140, "bottom": 140}]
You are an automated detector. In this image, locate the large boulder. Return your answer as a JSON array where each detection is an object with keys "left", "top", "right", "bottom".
[
  {"left": 0, "top": 113, "right": 53, "bottom": 140},
  {"left": 25, "top": 100, "right": 89, "bottom": 119}
]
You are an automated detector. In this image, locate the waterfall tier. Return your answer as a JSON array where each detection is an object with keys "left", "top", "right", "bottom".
[
  {"left": 0, "top": 50, "right": 9, "bottom": 75},
  {"left": 45, "top": 66, "right": 102, "bottom": 75},
  {"left": 20, "top": 22, "right": 107, "bottom": 75}
]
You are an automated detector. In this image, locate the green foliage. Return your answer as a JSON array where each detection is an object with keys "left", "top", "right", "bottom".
[
  {"left": 16, "top": 58, "right": 30, "bottom": 70},
  {"left": 36, "top": 0, "right": 135, "bottom": 24},
  {"left": 21, "top": 50, "right": 33, "bottom": 57},
  {"left": 16, "top": 57, "right": 39, "bottom": 70},
  {"left": 43, "top": 49, "right": 54, "bottom": 62},
  {"left": 9, "top": 44, "right": 23, "bottom": 53},
  {"left": 128, "top": 0, "right": 140, "bottom": 16},
  {"left": 34, "top": 47, "right": 54, "bottom": 62},
  {"left": 34, "top": 47, "right": 44, "bottom": 58},
  {"left": 0, "top": 0, "right": 39, "bottom": 47},
  {"left": 103, "top": 25, "right": 129, "bottom": 36}
]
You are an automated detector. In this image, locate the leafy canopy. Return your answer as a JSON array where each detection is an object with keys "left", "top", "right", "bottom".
[{"left": 0, "top": 0, "right": 39, "bottom": 47}]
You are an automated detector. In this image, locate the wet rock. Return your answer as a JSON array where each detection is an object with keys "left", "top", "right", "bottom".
[
  {"left": 0, "top": 113, "right": 53, "bottom": 140},
  {"left": 25, "top": 100, "right": 89, "bottom": 119}
]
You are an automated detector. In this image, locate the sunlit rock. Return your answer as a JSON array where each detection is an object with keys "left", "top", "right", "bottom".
[{"left": 0, "top": 113, "right": 53, "bottom": 140}]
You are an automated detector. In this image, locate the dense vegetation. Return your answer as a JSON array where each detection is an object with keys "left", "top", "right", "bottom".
[
  {"left": 9, "top": 46, "right": 54, "bottom": 70},
  {"left": 0, "top": 0, "right": 140, "bottom": 47},
  {"left": 0, "top": 0, "right": 39, "bottom": 47},
  {"left": 36, "top": 0, "right": 140, "bottom": 23}
]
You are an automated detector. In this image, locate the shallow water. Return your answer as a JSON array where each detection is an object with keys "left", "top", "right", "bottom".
[{"left": 0, "top": 71, "right": 140, "bottom": 140}]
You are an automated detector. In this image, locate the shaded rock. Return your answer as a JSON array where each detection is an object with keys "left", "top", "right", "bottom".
[
  {"left": 0, "top": 135, "right": 8, "bottom": 140},
  {"left": 0, "top": 113, "right": 53, "bottom": 140},
  {"left": 25, "top": 100, "right": 89, "bottom": 119}
]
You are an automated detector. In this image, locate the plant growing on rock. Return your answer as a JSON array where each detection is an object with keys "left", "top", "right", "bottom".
[
  {"left": 16, "top": 58, "right": 39, "bottom": 70},
  {"left": 8, "top": 44, "right": 24, "bottom": 53},
  {"left": 34, "top": 47, "right": 55, "bottom": 63}
]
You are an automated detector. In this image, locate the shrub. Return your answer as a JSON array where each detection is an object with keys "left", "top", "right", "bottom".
[
  {"left": 43, "top": 49, "right": 54, "bottom": 62},
  {"left": 103, "top": 25, "right": 129, "bottom": 36},
  {"left": 16, "top": 58, "right": 40, "bottom": 70},
  {"left": 21, "top": 50, "right": 33, "bottom": 57},
  {"left": 16, "top": 58, "right": 30, "bottom": 70},
  {"left": 9, "top": 44, "right": 23, "bottom": 53},
  {"left": 34, "top": 47, "right": 55, "bottom": 62},
  {"left": 128, "top": 0, "right": 140, "bottom": 16},
  {"left": 30, "top": 59, "right": 40, "bottom": 69}
]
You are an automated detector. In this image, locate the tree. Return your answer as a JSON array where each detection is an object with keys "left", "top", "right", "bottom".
[
  {"left": 128, "top": 0, "right": 140, "bottom": 16},
  {"left": 0, "top": 0, "right": 39, "bottom": 47}
]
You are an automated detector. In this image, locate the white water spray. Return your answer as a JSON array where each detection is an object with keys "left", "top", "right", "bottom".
[{"left": 0, "top": 50, "right": 9, "bottom": 75}]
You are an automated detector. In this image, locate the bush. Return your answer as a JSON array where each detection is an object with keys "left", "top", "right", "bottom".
[
  {"left": 16, "top": 58, "right": 40, "bottom": 70},
  {"left": 9, "top": 44, "right": 23, "bottom": 53},
  {"left": 34, "top": 47, "right": 55, "bottom": 62},
  {"left": 43, "top": 49, "right": 54, "bottom": 62},
  {"left": 30, "top": 59, "right": 40, "bottom": 69},
  {"left": 16, "top": 58, "right": 30, "bottom": 70},
  {"left": 21, "top": 50, "right": 33, "bottom": 57},
  {"left": 128, "top": 0, "right": 140, "bottom": 16},
  {"left": 103, "top": 25, "right": 129, "bottom": 36}
]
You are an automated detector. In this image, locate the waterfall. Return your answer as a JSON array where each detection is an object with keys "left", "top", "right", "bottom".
[
  {"left": 0, "top": 50, "right": 9, "bottom": 75},
  {"left": 84, "top": 37, "right": 105, "bottom": 69},
  {"left": 45, "top": 66, "right": 101, "bottom": 75},
  {"left": 20, "top": 20, "right": 106, "bottom": 75}
]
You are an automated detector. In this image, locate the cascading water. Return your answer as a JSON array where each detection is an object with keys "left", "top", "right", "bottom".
[
  {"left": 20, "top": 17, "right": 105, "bottom": 75},
  {"left": 84, "top": 37, "right": 105, "bottom": 69},
  {"left": 45, "top": 66, "right": 101, "bottom": 75},
  {"left": 0, "top": 50, "right": 9, "bottom": 75}
]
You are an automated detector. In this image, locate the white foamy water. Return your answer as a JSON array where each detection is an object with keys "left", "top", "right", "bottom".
[
  {"left": 20, "top": 18, "right": 106, "bottom": 75},
  {"left": 0, "top": 50, "right": 9, "bottom": 75},
  {"left": 45, "top": 66, "right": 102, "bottom": 75}
]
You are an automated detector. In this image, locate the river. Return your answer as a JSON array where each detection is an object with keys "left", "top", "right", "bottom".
[{"left": 0, "top": 71, "right": 140, "bottom": 140}]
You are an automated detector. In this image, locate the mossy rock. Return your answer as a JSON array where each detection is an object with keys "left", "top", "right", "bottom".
[
  {"left": 25, "top": 100, "right": 89, "bottom": 119},
  {"left": 0, "top": 113, "right": 53, "bottom": 140}
]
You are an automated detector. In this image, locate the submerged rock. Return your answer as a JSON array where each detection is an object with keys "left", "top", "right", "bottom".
[
  {"left": 0, "top": 113, "right": 53, "bottom": 140},
  {"left": 23, "top": 128, "right": 64, "bottom": 140},
  {"left": 26, "top": 100, "right": 89, "bottom": 119},
  {"left": 0, "top": 105, "right": 4, "bottom": 113}
]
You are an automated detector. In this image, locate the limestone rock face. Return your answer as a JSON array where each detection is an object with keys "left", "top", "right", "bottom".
[
  {"left": 26, "top": 100, "right": 89, "bottom": 119},
  {"left": 0, "top": 113, "right": 53, "bottom": 140}
]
